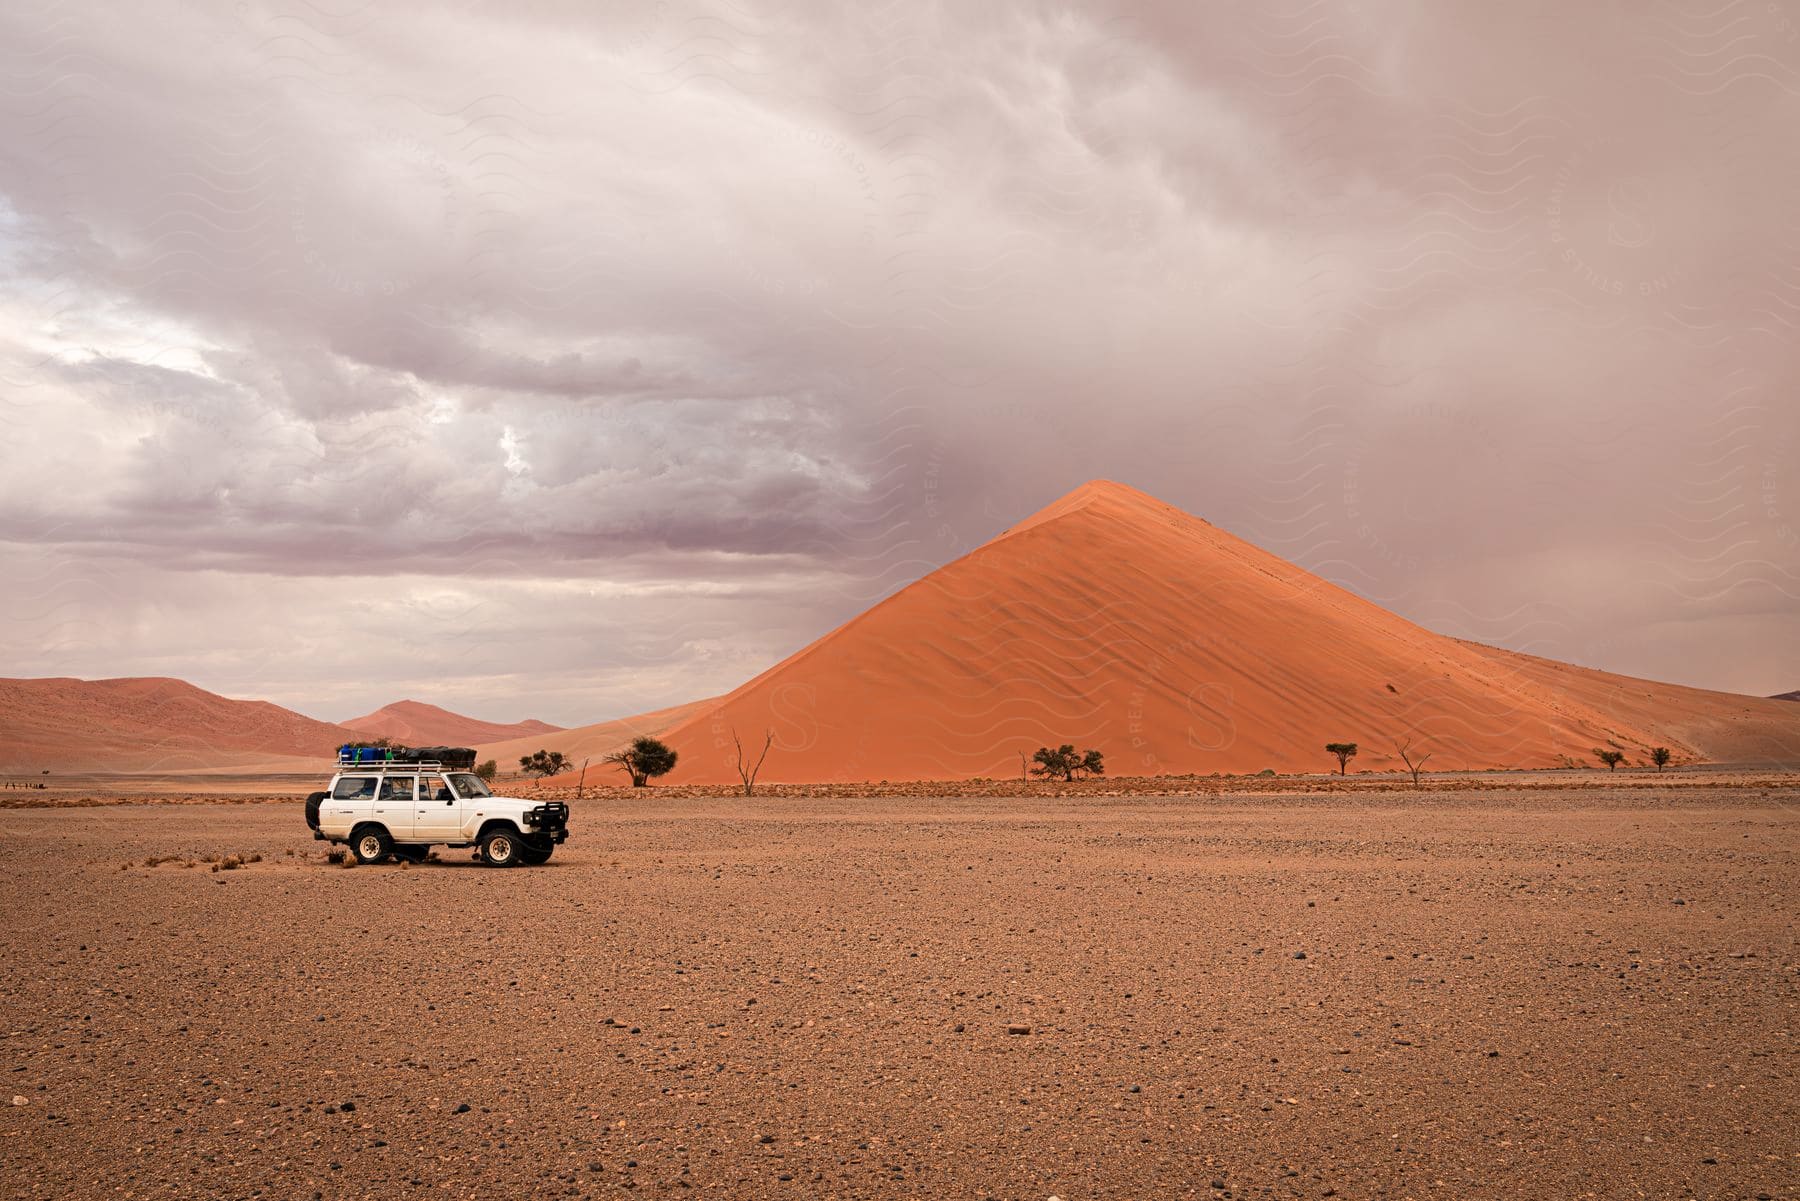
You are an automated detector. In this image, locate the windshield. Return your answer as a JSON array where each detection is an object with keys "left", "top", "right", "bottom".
[{"left": 449, "top": 773, "right": 492, "bottom": 799}]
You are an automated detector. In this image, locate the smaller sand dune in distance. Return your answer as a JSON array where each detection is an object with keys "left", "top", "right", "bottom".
[{"left": 342, "top": 699, "right": 562, "bottom": 747}]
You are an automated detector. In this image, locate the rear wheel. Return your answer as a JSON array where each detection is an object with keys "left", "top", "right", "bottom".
[
  {"left": 478, "top": 827, "right": 521, "bottom": 867},
  {"left": 350, "top": 825, "right": 393, "bottom": 865}
]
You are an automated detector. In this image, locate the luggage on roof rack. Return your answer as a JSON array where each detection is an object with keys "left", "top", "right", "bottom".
[
  {"left": 336, "top": 744, "right": 477, "bottom": 770},
  {"left": 338, "top": 744, "right": 395, "bottom": 765}
]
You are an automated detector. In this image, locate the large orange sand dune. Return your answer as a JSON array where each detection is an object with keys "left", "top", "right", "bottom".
[{"left": 569, "top": 480, "right": 1799, "bottom": 784}]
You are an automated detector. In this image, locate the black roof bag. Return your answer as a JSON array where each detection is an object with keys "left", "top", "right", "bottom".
[{"left": 394, "top": 745, "right": 478, "bottom": 770}]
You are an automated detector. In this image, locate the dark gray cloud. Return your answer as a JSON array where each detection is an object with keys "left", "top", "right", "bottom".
[{"left": 1, "top": 0, "right": 1796, "bottom": 723}]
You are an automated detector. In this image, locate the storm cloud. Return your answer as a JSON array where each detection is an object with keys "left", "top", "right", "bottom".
[{"left": 2, "top": 0, "right": 1795, "bottom": 722}]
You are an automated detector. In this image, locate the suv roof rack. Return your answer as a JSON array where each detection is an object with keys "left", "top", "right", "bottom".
[{"left": 335, "top": 758, "right": 454, "bottom": 771}]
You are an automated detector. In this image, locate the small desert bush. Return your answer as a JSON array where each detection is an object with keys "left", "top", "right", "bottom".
[{"left": 324, "top": 849, "right": 346, "bottom": 865}]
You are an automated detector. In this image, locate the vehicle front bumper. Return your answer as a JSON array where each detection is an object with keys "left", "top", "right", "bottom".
[{"left": 523, "top": 802, "right": 570, "bottom": 845}]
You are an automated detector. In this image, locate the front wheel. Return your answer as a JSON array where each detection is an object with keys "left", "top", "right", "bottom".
[
  {"left": 350, "top": 825, "right": 393, "bottom": 865},
  {"left": 518, "top": 844, "right": 552, "bottom": 866},
  {"left": 478, "top": 828, "right": 522, "bottom": 867}
]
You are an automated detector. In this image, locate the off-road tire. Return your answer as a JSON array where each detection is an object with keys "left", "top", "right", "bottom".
[
  {"left": 350, "top": 824, "right": 393, "bottom": 865},
  {"left": 478, "top": 827, "right": 522, "bottom": 867},
  {"left": 304, "top": 791, "right": 327, "bottom": 831},
  {"left": 518, "top": 844, "right": 553, "bottom": 866}
]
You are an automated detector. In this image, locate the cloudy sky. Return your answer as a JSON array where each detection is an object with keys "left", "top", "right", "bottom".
[{"left": 2, "top": 0, "right": 1796, "bottom": 725}]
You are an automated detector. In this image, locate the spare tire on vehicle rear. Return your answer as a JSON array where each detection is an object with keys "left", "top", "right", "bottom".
[{"left": 305, "top": 791, "right": 327, "bottom": 831}]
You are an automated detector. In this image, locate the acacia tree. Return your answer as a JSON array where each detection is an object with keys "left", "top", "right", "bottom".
[
  {"left": 1325, "top": 742, "right": 1358, "bottom": 775},
  {"left": 519, "top": 749, "right": 571, "bottom": 781},
  {"left": 1030, "top": 745, "right": 1105, "bottom": 782},
  {"left": 474, "top": 759, "right": 498, "bottom": 782},
  {"left": 1394, "top": 739, "right": 1432, "bottom": 789},
  {"left": 1650, "top": 747, "right": 1672, "bottom": 773},
  {"left": 1593, "top": 748, "right": 1626, "bottom": 771},
  {"left": 732, "top": 728, "right": 774, "bottom": 797},
  {"left": 604, "top": 736, "right": 680, "bottom": 787}
]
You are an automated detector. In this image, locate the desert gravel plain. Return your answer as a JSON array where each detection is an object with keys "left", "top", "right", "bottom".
[{"left": 1, "top": 776, "right": 1796, "bottom": 1200}]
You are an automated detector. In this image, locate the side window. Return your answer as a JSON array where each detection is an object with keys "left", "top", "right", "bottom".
[
  {"left": 424, "top": 775, "right": 453, "bottom": 802},
  {"left": 332, "top": 776, "right": 376, "bottom": 800},
  {"left": 379, "top": 776, "right": 414, "bottom": 801}
]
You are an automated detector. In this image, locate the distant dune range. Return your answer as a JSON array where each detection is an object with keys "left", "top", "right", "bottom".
[
  {"left": 7, "top": 481, "right": 1797, "bottom": 779},
  {"left": 0, "top": 687, "right": 559, "bottom": 774},
  {"left": 0, "top": 677, "right": 358, "bottom": 774},
  {"left": 341, "top": 700, "right": 562, "bottom": 747},
  {"left": 524, "top": 480, "right": 1800, "bottom": 784}
]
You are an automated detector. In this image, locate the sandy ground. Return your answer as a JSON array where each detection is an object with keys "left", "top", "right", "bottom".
[{"left": 0, "top": 787, "right": 1794, "bottom": 1200}]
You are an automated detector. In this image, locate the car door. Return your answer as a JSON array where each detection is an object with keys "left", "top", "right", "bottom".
[
  {"left": 372, "top": 773, "right": 416, "bottom": 840},
  {"left": 326, "top": 774, "right": 378, "bottom": 834},
  {"left": 411, "top": 773, "right": 460, "bottom": 841}
]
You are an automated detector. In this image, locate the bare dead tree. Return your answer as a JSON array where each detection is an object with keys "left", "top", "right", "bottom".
[
  {"left": 575, "top": 757, "right": 589, "bottom": 799},
  {"left": 732, "top": 728, "right": 774, "bottom": 797},
  {"left": 1394, "top": 739, "right": 1432, "bottom": 789},
  {"left": 1018, "top": 750, "right": 1028, "bottom": 783}
]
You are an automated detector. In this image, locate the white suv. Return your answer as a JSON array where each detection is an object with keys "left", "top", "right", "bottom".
[{"left": 305, "top": 764, "right": 569, "bottom": 867}]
